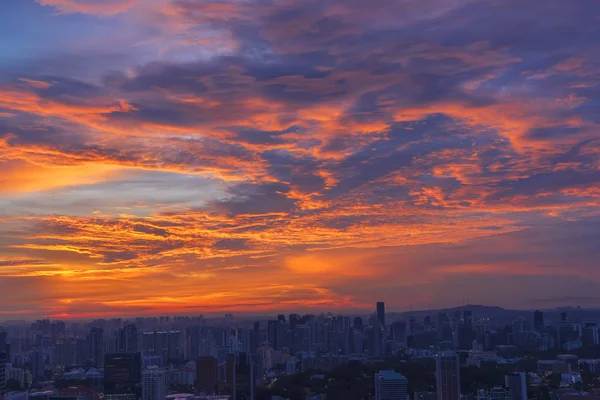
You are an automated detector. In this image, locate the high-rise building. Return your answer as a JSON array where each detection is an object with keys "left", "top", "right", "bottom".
[
  {"left": 249, "top": 353, "right": 256, "bottom": 400},
  {"left": 513, "top": 318, "right": 532, "bottom": 340},
  {"left": 225, "top": 354, "right": 236, "bottom": 399},
  {"left": 391, "top": 321, "right": 407, "bottom": 345},
  {"left": 277, "top": 322, "right": 292, "bottom": 351},
  {"left": 252, "top": 321, "right": 261, "bottom": 350},
  {"left": 31, "top": 349, "right": 45, "bottom": 381},
  {"left": 267, "top": 320, "right": 278, "bottom": 350},
  {"left": 377, "top": 302, "right": 386, "bottom": 328},
  {"left": 196, "top": 356, "right": 218, "bottom": 394},
  {"left": 505, "top": 372, "right": 527, "bottom": 400},
  {"left": 533, "top": 311, "right": 544, "bottom": 333},
  {"left": 75, "top": 338, "right": 88, "bottom": 365},
  {"left": 8, "top": 366, "right": 25, "bottom": 388},
  {"left": 104, "top": 352, "right": 142, "bottom": 400},
  {"left": 0, "top": 331, "right": 9, "bottom": 365},
  {"left": 353, "top": 317, "right": 364, "bottom": 333},
  {"left": 0, "top": 351, "right": 7, "bottom": 394},
  {"left": 369, "top": 325, "right": 382, "bottom": 358},
  {"left": 375, "top": 370, "right": 408, "bottom": 400},
  {"left": 118, "top": 325, "right": 139, "bottom": 353},
  {"left": 462, "top": 311, "right": 473, "bottom": 326},
  {"left": 152, "top": 330, "right": 183, "bottom": 364},
  {"left": 583, "top": 327, "right": 600, "bottom": 346},
  {"left": 55, "top": 338, "right": 77, "bottom": 366},
  {"left": 436, "top": 351, "right": 460, "bottom": 400},
  {"left": 87, "top": 328, "right": 104, "bottom": 367},
  {"left": 142, "top": 366, "right": 167, "bottom": 400}
]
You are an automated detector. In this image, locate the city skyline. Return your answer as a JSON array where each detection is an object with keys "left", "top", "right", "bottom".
[
  {"left": 1, "top": 0, "right": 600, "bottom": 319},
  {"left": 0, "top": 303, "right": 593, "bottom": 324},
  {"left": 1, "top": 298, "right": 597, "bottom": 400}
]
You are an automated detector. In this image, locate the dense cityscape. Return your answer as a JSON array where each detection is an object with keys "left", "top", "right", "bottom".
[{"left": 1, "top": 304, "right": 600, "bottom": 400}]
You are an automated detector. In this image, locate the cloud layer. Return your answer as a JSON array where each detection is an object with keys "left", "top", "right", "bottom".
[{"left": 1, "top": 0, "right": 599, "bottom": 318}]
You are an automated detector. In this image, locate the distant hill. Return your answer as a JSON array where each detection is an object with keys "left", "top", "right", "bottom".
[{"left": 388, "top": 304, "right": 600, "bottom": 324}]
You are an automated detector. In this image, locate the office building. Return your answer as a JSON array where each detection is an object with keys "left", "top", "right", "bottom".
[
  {"left": 225, "top": 354, "right": 236, "bottom": 399},
  {"left": 377, "top": 302, "right": 386, "bottom": 328},
  {"left": 375, "top": 370, "right": 408, "bottom": 400},
  {"left": 369, "top": 325, "right": 382, "bottom": 358},
  {"left": 391, "top": 321, "right": 407, "bottom": 345},
  {"left": 533, "top": 311, "right": 544, "bottom": 333},
  {"left": 87, "top": 328, "right": 104, "bottom": 367},
  {"left": 249, "top": 353, "right": 256, "bottom": 400},
  {"left": 252, "top": 322, "right": 260, "bottom": 350},
  {"left": 104, "top": 353, "right": 142, "bottom": 400},
  {"left": 353, "top": 317, "right": 364, "bottom": 333},
  {"left": 436, "top": 351, "right": 460, "bottom": 400},
  {"left": 583, "top": 327, "right": 600, "bottom": 346},
  {"left": 142, "top": 367, "right": 167, "bottom": 400},
  {"left": 267, "top": 321, "right": 278, "bottom": 350},
  {"left": 505, "top": 372, "right": 527, "bottom": 400},
  {"left": 31, "top": 350, "right": 45, "bottom": 381},
  {"left": 118, "top": 325, "right": 139, "bottom": 353},
  {"left": 55, "top": 338, "right": 76, "bottom": 366},
  {"left": 196, "top": 356, "right": 218, "bottom": 394},
  {"left": 0, "top": 351, "right": 6, "bottom": 394}
]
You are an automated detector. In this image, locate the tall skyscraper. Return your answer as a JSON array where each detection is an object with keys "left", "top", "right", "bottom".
[
  {"left": 249, "top": 353, "right": 256, "bottom": 400},
  {"left": 142, "top": 367, "right": 167, "bottom": 400},
  {"left": 533, "top": 310, "right": 544, "bottom": 333},
  {"left": 118, "top": 324, "right": 139, "bottom": 353},
  {"left": 196, "top": 356, "right": 218, "bottom": 394},
  {"left": 377, "top": 302, "right": 386, "bottom": 328},
  {"left": 225, "top": 354, "right": 236, "bottom": 399},
  {"left": 87, "top": 327, "right": 104, "bottom": 367},
  {"left": 353, "top": 317, "right": 364, "bottom": 333},
  {"left": 375, "top": 370, "right": 408, "bottom": 400},
  {"left": 252, "top": 321, "right": 260, "bottom": 350},
  {"left": 505, "top": 373, "right": 527, "bottom": 400},
  {"left": 437, "top": 313, "right": 451, "bottom": 340},
  {"left": 31, "top": 349, "right": 45, "bottom": 381},
  {"left": 369, "top": 325, "right": 382, "bottom": 357},
  {"left": 267, "top": 320, "right": 278, "bottom": 350},
  {"left": 55, "top": 337, "right": 77, "bottom": 366},
  {"left": 436, "top": 351, "right": 461, "bottom": 400},
  {"left": 104, "top": 352, "right": 142, "bottom": 400}
]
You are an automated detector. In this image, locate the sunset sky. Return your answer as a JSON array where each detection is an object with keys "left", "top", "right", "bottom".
[{"left": 1, "top": 0, "right": 599, "bottom": 319}]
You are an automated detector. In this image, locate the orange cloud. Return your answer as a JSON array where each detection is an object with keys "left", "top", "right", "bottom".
[{"left": 0, "top": 160, "right": 126, "bottom": 194}]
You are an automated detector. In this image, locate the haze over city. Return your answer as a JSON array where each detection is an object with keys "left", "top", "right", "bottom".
[{"left": 1, "top": 0, "right": 600, "bottom": 320}]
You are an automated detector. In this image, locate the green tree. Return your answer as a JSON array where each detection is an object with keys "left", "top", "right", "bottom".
[
  {"left": 547, "top": 373, "right": 561, "bottom": 390},
  {"left": 6, "top": 378, "right": 22, "bottom": 391}
]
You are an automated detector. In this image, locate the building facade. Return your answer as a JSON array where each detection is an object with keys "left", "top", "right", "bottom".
[
  {"left": 375, "top": 370, "right": 408, "bottom": 400},
  {"left": 142, "top": 367, "right": 167, "bottom": 400},
  {"left": 104, "top": 352, "right": 142, "bottom": 400},
  {"left": 436, "top": 351, "right": 461, "bottom": 400}
]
